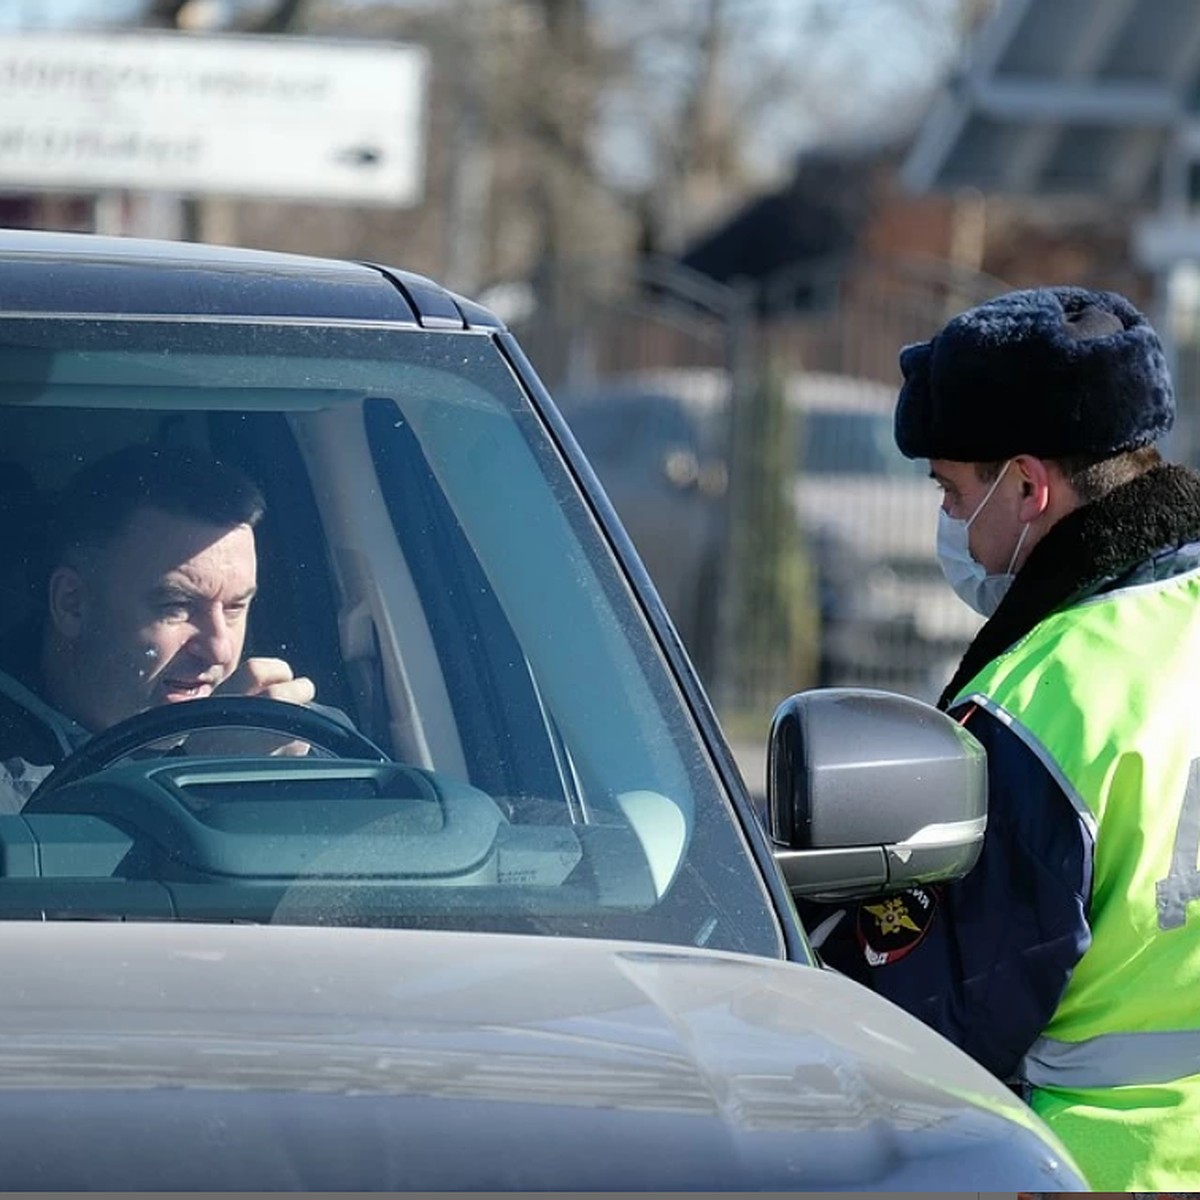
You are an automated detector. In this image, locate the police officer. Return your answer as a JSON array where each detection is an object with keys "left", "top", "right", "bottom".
[{"left": 813, "top": 286, "right": 1200, "bottom": 1190}]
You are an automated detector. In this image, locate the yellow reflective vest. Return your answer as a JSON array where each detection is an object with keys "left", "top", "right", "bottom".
[{"left": 956, "top": 565, "right": 1200, "bottom": 1190}]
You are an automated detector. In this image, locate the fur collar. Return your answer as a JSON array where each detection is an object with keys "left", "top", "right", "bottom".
[{"left": 938, "top": 464, "right": 1200, "bottom": 709}]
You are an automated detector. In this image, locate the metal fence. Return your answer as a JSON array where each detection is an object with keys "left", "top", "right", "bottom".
[{"left": 513, "top": 255, "right": 1012, "bottom": 720}]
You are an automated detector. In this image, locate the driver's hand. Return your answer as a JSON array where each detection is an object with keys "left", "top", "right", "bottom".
[
  {"left": 189, "top": 658, "right": 317, "bottom": 757},
  {"left": 217, "top": 657, "right": 316, "bottom": 707}
]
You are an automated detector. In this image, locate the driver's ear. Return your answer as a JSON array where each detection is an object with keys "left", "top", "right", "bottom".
[{"left": 47, "top": 565, "right": 88, "bottom": 639}]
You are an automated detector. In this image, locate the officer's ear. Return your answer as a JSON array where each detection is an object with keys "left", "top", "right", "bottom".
[
  {"left": 1012, "top": 455, "right": 1051, "bottom": 522},
  {"left": 47, "top": 565, "right": 88, "bottom": 640}
]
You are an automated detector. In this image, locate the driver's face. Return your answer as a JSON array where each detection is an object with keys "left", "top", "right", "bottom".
[{"left": 53, "top": 506, "right": 257, "bottom": 732}]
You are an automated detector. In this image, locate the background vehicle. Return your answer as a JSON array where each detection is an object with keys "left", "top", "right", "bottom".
[
  {"left": 0, "top": 229, "right": 1083, "bottom": 1190},
  {"left": 788, "top": 370, "right": 983, "bottom": 694},
  {"left": 559, "top": 368, "right": 980, "bottom": 701},
  {"left": 557, "top": 383, "right": 730, "bottom": 682}
]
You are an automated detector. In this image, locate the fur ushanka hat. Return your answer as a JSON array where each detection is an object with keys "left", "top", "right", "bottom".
[{"left": 894, "top": 286, "right": 1174, "bottom": 462}]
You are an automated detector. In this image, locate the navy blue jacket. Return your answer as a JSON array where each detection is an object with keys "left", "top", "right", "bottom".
[
  {"left": 809, "top": 535, "right": 1200, "bottom": 1085},
  {"left": 808, "top": 706, "right": 1092, "bottom": 1083}
]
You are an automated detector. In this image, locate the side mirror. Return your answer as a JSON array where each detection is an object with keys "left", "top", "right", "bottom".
[{"left": 767, "top": 688, "right": 986, "bottom": 901}]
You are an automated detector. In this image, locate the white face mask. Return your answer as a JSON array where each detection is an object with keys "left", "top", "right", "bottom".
[{"left": 936, "top": 460, "right": 1030, "bottom": 617}]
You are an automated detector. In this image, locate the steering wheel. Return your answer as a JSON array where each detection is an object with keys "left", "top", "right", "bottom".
[{"left": 26, "top": 696, "right": 388, "bottom": 806}]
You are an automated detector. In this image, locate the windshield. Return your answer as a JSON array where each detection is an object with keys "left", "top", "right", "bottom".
[{"left": 0, "top": 317, "right": 783, "bottom": 959}]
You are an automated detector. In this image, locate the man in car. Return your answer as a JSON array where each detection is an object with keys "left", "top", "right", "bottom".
[
  {"left": 810, "top": 286, "right": 1200, "bottom": 1190},
  {"left": 0, "top": 444, "right": 315, "bottom": 809}
]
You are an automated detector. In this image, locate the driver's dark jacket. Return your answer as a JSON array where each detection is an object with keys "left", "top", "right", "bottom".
[
  {"left": 0, "top": 669, "right": 87, "bottom": 811},
  {"left": 808, "top": 522, "right": 1200, "bottom": 1087}
]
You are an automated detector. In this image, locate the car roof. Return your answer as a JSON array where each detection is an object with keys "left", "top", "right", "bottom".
[{"left": 0, "top": 227, "right": 504, "bottom": 331}]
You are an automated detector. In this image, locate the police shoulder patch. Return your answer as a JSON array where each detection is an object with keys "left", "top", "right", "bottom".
[{"left": 856, "top": 885, "right": 940, "bottom": 966}]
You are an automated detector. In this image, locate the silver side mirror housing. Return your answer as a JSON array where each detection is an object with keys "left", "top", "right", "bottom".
[{"left": 768, "top": 689, "right": 986, "bottom": 901}]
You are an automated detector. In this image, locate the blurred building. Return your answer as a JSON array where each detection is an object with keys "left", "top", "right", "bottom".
[{"left": 901, "top": 0, "right": 1200, "bottom": 463}]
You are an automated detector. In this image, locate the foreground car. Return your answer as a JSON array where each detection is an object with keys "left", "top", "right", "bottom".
[{"left": 0, "top": 229, "right": 1083, "bottom": 1189}]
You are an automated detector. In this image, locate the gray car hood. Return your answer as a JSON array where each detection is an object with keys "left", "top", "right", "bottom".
[{"left": 0, "top": 922, "right": 1081, "bottom": 1190}]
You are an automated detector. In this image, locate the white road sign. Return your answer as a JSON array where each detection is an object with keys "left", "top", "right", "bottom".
[{"left": 0, "top": 32, "right": 427, "bottom": 205}]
